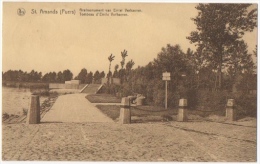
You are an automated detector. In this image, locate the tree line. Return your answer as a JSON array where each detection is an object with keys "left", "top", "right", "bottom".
[{"left": 2, "top": 69, "right": 106, "bottom": 84}]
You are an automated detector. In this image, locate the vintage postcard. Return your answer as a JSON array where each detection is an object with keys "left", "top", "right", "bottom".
[{"left": 2, "top": 1, "right": 258, "bottom": 162}]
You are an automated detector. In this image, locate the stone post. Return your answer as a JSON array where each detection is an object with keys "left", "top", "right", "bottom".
[
  {"left": 26, "top": 94, "right": 41, "bottom": 124},
  {"left": 177, "top": 99, "right": 188, "bottom": 122},
  {"left": 119, "top": 97, "right": 131, "bottom": 124},
  {"left": 226, "top": 99, "right": 235, "bottom": 121}
]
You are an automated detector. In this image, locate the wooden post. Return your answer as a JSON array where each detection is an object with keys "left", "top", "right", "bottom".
[
  {"left": 120, "top": 97, "right": 131, "bottom": 124},
  {"left": 26, "top": 94, "right": 41, "bottom": 124},
  {"left": 165, "top": 80, "right": 168, "bottom": 109},
  {"left": 226, "top": 99, "right": 235, "bottom": 121},
  {"left": 177, "top": 99, "right": 188, "bottom": 122}
]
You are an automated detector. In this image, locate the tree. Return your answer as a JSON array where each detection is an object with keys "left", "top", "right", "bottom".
[
  {"left": 42, "top": 72, "right": 56, "bottom": 82},
  {"left": 86, "top": 71, "right": 93, "bottom": 84},
  {"left": 93, "top": 71, "right": 100, "bottom": 84},
  {"left": 119, "top": 50, "right": 128, "bottom": 84},
  {"left": 226, "top": 40, "right": 254, "bottom": 77},
  {"left": 113, "top": 64, "right": 119, "bottom": 78},
  {"left": 56, "top": 71, "right": 63, "bottom": 83},
  {"left": 125, "top": 59, "right": 135, "bottom": 81},
  {"left": 62, "top": 69, "right": 73, "bottom": 82},
  {"left": 107, "top": 54, "right": 115, "bottom": 85},
  {"left": 153, "top": 44, "right": 191, "bottom": 86},
  {"left": 100, "top": 71, "right": 105, "bottom": 78},
  {"left": 120, "top": 50, "right": 128, "bottom": 70},
  {"left": 126, "top": 60, "right": 135, "bottom": 72},
  {"left": 99, "top": 71, "right": 106, "bottom": 82},
  {"left": 187, "top": 4, "right": 257, "bottom": 90},
  {"left": 75, "top": 68, "right": 88, "bottom": 83}
]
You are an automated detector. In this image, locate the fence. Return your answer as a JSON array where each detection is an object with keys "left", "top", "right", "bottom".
[{"left": 119, "top": 98, "right": 237, "bottom": 124}]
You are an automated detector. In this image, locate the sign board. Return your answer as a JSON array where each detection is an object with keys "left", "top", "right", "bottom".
[
  {"left": 162, "top": 76, "right": 171, "bottom": 81},
  {"left": 163, "top": 72, "right": 171, "bottom": 77},
  {"left": 162, "top": 72, "right": 171, "bottom": 81}
]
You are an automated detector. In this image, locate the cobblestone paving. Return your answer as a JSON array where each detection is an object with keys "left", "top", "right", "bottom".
[{"left": 2, "top": 121, "right": 256, "bottom": 162}]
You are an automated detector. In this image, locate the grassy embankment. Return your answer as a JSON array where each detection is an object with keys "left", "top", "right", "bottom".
[{"left": 86, "top": 94, "right": 178, "bottom": 123}]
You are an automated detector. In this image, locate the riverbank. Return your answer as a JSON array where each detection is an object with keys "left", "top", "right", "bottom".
[{"left": 2, "top": 94, "right": 58, "bottom": 124}]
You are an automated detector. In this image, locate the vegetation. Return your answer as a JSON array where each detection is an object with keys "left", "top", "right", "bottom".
[
  {"left": 100, "top": 4, "right": 257, "bottom": 118},
  {"left": 96, "top": 105, "right": 177, "bottom": 122},
  {"left": 3, "top": 68, "right": 105, "bottom": 86},
  {"left": 86, "top": 94, "right": 121, "bottom": 103},
  {"left": 107, "top": 54, "right": 115, "bottom": 86},
  {"left": 187, "top": 4, "right": 257, "bottom": 90}
]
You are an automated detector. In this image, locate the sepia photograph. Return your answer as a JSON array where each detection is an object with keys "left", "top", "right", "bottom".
[{"left": 1, "top": 1, "right": 258, "bottom": 162}]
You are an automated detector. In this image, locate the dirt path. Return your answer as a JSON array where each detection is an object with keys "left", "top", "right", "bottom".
[
  {"left": 2, "top": 121, "right": 256, "bottom": 161},
  {"left": 41, "top": 94, "right": 113, "bottom": 123}
]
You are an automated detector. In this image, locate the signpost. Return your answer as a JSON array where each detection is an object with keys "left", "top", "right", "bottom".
[{"left": 162, "top": 72, "right": 171, "bottom": 109}]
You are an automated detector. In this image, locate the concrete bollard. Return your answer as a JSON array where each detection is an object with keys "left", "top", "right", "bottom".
[
  {"left": 226, "top": 99, "right": 236, "bottom": 121},
  {"left": 177, "top": 99, "right": 188, "bottom": 122},
  {"left": 119, "top": 97, "right": 131, "bottom": 124},
  {"left": 26, "top": 94, "right": 41, "bottom": 124}
]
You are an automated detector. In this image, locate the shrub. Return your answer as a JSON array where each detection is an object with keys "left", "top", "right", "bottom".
[
  {"left": 153, "top": 89, "right": 165, "bottom": 106},
  {"left": 194, "top": 90, "right": 230, "bottom": 116},
  {"left": 235, "top": 94, "right": 257, "bottom": 118},
  {"left": 189, "top": 90, "right": 256, "bottom": 118}
]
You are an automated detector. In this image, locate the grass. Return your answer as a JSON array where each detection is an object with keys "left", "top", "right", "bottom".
[
  {"left": 96, "top": 105, "right": 178, "bottom": 123},
  {"left": 96, "top": 104, "right": 229, "bottom": 123},
  {"left": 86, "top": 94, "right": 121, "bottom": 103},
  {"left": 90, "top": 93, "right": 229, "bottom": 123},
  {"left": 96, "top": 105, "right": 120, "bottom": 120}
]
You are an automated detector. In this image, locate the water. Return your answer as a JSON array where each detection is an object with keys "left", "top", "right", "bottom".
[{"left": 2, "top": 87, "right": 46, "bottom": 115}]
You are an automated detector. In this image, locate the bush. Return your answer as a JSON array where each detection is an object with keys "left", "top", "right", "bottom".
[
  {"left": 188, "top": 90, "right": 256, "bottom": 118},
  {"left": 153, "top": 89, "right": 165, "bottom": 106},
  {"left": 193, "top": 90, "right": 231, "bottom": 116},
  {"left": 101, "top": 84, "right": 122, "bottom": 96},
  {"left": 235, "top": 94, "right": 257, "bottom": 118}
]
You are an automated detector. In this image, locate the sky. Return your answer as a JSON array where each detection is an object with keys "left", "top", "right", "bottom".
[{"left": 2, "top": 2, "right": 258, "bottom": 76}]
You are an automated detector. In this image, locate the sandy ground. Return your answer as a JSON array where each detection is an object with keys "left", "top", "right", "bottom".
[{"left": 2, "top": 120, "right": 256, "bottom": 162}]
